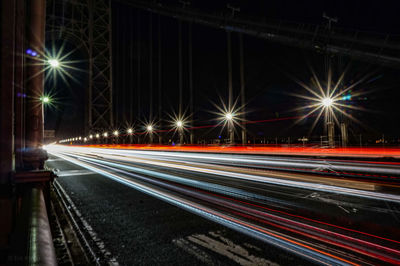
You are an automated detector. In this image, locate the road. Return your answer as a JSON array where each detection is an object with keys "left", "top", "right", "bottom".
[{"left": 46, "top": 144, "right": 400, "bottom": 265}]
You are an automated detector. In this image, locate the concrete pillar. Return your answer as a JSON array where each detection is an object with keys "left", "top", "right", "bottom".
[
  {"left": 25, "top": 0, "right": 46, "bottom": 149},
  {"left": 0, "top": 0, "right": 16, "bottom": 184}
]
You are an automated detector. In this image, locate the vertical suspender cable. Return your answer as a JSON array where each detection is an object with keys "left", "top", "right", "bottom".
[
  {"left": 158, "top": 14, "right": 162, "bottom": 144},
  {"left": 130, "top": 10, "right": 134, "bottom": 123},
  {"left": 149, "top": 12, "right": 153, "bottom": 121},
  {"left": 136, "top": 10, "right": 141, "bottom": 122},
  {"left": 178, "top": 20, "right": 183, "bottom": 117},
  {"left": 189, "top": 21, "right": 194, "bottom": 144},
  {"left": 115, "top": 7, "right": 120, "bottom": 127},
  {"left": 227, "top": 30, "right": 234, "bottom": 143},
  {"left": 227, "top": 31, "right": 233, "bottom": 110},
  {"left": 239, "top": 33, "right": 246, "bottom": 145},
  {"left": 121, "top": 9, "right": 126, "bottom": 124}
]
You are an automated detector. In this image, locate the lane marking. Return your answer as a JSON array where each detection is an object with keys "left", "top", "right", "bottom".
[{"left": 57, "top": 169, "right": 94, "bottom": 177}]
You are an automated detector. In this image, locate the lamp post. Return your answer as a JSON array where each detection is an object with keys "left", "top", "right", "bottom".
[
  {"left": 225, "top": 112, "right": 234, "bottom": 144},
  {"left": 113, "top": 130, "right": 119, "bottom": 144},
  {"left": 322, "top": 97, "right": 335, "bottom": 147},
  {"left": 176, "top": 120, "right": 184, "bottom": 144},
  {"left": 40, "top": 95, "right": 52, "bottom": 147},
  {"left": 127, "top": 128, "right": 133, "bottom": 144},
  {"left": 47, "top": 59, "right": 60, "bottom": 68},
  {"left": 146, "top": 125, "right": 153, "bottom": 144}
]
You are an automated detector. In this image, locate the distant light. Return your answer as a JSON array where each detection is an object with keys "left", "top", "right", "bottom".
[
  {"left": 89, "top": 134, "right": 93, "bottom": 139},
  {"left": 176, "top": 120, "right": 183, "bottom": 128},
  {"left": 96, "top": 134, "right": 100, "bottom": 138},
  {"left": 78, "top": 137, "right": 82, "bottom": 140},
  {"left": 147, "top": 125, "right": 153, "bottom": 132},
  {"left": 225, "top": 113, "right": 233, "bottom": 120},
  {"left": 26, "top": 49, "right": 32, "bottom": 55},
  {"left": 31, "top": 51, "right": 37, "bottom": 57},
  {"left": 113, "top": 130, "right": 119, "bottom": 136},
  {"left": 342, "top": 94, "right": 352, "bottom": 101},
  {"left": 84, "top": 137, "right": 87, "bottom": 141},
  {"left": 48, "top": 59, "right": 60, "bottom": 68},
  {"left": 322, "top": 97, "right": 333, "bottom": 107},
  {"left": 103, "top": 132, "right": 108, "bottom": 137},
  {"left": 127, "top": 128, "right": 133, "bottom": 134},
  {"left": 41, "top": 96, "right": 50, "bottom": 103}
]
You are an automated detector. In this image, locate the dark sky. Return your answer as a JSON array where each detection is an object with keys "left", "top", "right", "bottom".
[{"left": 45, "top": 0, "right": 400, "bottom": 143}]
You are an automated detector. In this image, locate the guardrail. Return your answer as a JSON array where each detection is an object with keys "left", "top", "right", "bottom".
[
  {"left": 27, "top": 187, "right": 57, "bottom": 266},
  {"left": 6, "top": 171, "right": 57, "bottom": 265}
]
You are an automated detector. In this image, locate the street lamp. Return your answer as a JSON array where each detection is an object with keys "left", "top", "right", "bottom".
[
  {"left": 225, "top": 112, "right": 233, "bottom": 121},
  {"left": 322, "top": 97, "right": 333, "bottom": 107},
  {"left": 96, "top": 133, "right": 100, "bottom": 138},
  {"left": 103, "top": 132, "right": 108, "bottom": 137},
  {"left": 176, "top": 120, "right": 183, "bottom": 128},
  {"left": 146, "top": 124, "right": 153, "bottom": 144},
  {"left": 41, "top": 96, "right": 50, "bottom": 103},
  {"left": 321, "top": 97, "right": 335, "bottom": 147},
  {"left": 89, "top": 134, "right": 93, "bottom": 139},
  {"left": 113, "top": 130, "right": 119, "bottom": 136},
  {"left": 48, "top": 58, "right": 60, "bottom": 68},
  {"left": 175, "top": 120, "right": 184, "bottom": 144},
  {"left": 126, "top": 128, "right": 134, "bottom": 144},
  {"left": 224, "top": 112, "right": 235, "bottom": 144}
]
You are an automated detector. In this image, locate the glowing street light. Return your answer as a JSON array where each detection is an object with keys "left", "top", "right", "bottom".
[
  {"left": 89, "top": 134, "right": 93, "bottom": 139},
  {"left": 146, "top": 124, "right": 154, "bottom": 144},
  {"left": 322, "top": 97, "right": 334, "bottom": 107},
  {"left": 84, "top": 137, "right": 87, "bottom": 142},
  {"left": 103, "top": 132, "right": 108, "bottom": 137},
  {"left": 176, "top": 120, "right": 183, "bottom": 128},
  {"left": 48, "top": 58, "right": 60, "bottom": 68},
  {"left": 78, "top": 137, "right": 82, "bottom": 140},
  {"left": 225, "top": 112, "right": 233, "bottom": 121},
  {"left": 96, "top": 133, "right": 100, "bottom": 138},
  {"left": 40, "top": 96, "right": 50, "bottom": 104},
  {"left": 113, "top": 130, "right": 119, "bottom": 136},
  {"left": 223, "top": 112, "right": 235, "bottom": 144},
  {"left": 127, "top": 128, "right": 133, "bottom": 134},
  {"left": 174, "top": 120, "right": 185, "bottom": 144}
]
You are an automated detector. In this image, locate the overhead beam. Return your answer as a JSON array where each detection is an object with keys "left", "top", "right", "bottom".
[{"left": 118, "top": 0, "right": 400, "bottom": 68}]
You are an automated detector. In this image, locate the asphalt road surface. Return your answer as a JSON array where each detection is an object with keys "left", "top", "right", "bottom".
[{"left": 45, "top": 145, "right": 400, "bottom": 265}]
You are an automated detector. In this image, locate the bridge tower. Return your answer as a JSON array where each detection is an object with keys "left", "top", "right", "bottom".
[{"left": 47, "top": 0, "right": 113, "bottom": 133}]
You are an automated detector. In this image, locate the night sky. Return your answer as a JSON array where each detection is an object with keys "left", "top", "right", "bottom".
[{"left": 45, "top": 0, "right": 400, "bottom": 143}]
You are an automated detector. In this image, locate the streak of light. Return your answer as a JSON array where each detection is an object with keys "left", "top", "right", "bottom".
[
  {"left": 48, "top": 149, "right": 365, "bottom": 265},
  {"left": 47, "top": 145, "right": 400, "bottom": 202},
  {"left": 79, "top": 144, "right": 400, "bottom": 159}
]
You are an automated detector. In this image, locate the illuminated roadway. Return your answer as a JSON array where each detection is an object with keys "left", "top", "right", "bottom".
[{"left": 46, "top": 144, "right": 400, "bottom": 265}]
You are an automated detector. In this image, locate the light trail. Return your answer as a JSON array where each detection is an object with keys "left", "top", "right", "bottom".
[
  {"left": 46, "top": 144, "right": 400, "bottom": 265},
  {"left": 80, "top": 144, "right": 400, "bottom": 159},
  {"left": 88, "top": 146, "right": 400, "bottom": 177},
  {"left": 49, "top": 150, "right": 351, "bottom": 265},
  {"left": 48, "top": 145, "right": 400, "bottom": 202}
]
